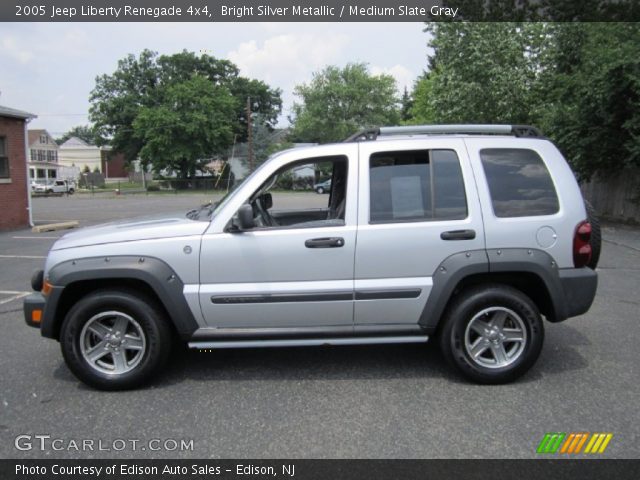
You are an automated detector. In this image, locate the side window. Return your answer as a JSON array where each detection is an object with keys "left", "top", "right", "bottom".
[
  {"left": 248, "top": 155, "right": 348, "bottom": 229},
  {"left": 480, "top": 148, "right": 559, "bottom": 217},
  {"left": 369, "top": 149, "right": 467, "bottom": 223}
]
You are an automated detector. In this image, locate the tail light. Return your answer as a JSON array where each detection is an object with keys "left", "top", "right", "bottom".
[{"left": 573, "top": 221, "right": 592, "bottom": 268}]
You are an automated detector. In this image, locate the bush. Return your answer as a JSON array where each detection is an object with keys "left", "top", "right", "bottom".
[{"left": 146, "top": 184, "right": 160, "bottom": 192}]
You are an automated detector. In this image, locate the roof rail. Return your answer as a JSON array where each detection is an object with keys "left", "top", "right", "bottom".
[{"left": 344, "top": 124, "right": 543, "bottom": 142}]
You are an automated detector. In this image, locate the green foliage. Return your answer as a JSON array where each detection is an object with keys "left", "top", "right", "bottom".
[
  {"left": 400, "top": 87, "right": 413, "bottom": 122},
  {"left": 290, "top": 63, "right": 400, "bottom": 143},
  {"left": 133, "top": 76, "right": 236, "bottom": 178},
  {"left": 244, "top": 114, "right": 291, "bottom": 172},
  {"left": 412, "top": 23, "right": 543, "bottom": 125},
  {"left": 411, "top": 22, "right": 639, "bottom": 180},
  {"left": 56, "top": 125, "right": 99, "bottom": 145},
  {"left": 409, "top": 74, "right": 436, "bottom": 124},
  {"left": 89, "top": 49, "right": 282, "bottom": 177},
  {"left": 536, "top": 23, "right": 640, "bottom": 180}
]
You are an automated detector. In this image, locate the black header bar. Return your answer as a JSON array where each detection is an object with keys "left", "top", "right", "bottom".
[{"left": 3, "top": 1, "right": 640, "bottom": 22}]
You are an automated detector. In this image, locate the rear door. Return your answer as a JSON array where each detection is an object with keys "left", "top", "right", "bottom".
[{"left": 354, "top": 138, "right": 485, "bottom": 326}]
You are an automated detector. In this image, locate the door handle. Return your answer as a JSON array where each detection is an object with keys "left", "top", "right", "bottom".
[
  {"left": 440, "top": 229, "right": 476, "bottom": 241},
  {"left": 305, "top": 237, "right": 345, "bottom": 248}
]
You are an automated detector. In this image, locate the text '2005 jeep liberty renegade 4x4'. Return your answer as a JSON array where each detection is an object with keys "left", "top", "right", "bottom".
[{"left": 24, "top": 125, "right": 599, "bottom": 390}]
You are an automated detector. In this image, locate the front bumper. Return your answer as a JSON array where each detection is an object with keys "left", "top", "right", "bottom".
[{"left": 24, "top": 292, "right": 46, "bottom": 328}]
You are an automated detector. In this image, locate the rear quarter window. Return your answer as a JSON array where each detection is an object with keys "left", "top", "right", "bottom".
[{"left": 480, "top": 148, "right": 559, "bottom": 217}]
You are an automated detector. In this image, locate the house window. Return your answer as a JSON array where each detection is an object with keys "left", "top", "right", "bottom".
[
  {"left": 40, "top": 134, "right": 47, "bottom": 144},
  {"left": 37, "top": 150, "right": 45, "bottom": 162},
  {"left": 47, "top": 150, "right": 55, "bottom": 162},
  {"left": 30, "top": 149, "right": 37, "bottom": 161},
  {"left": 0, "top": 137, "right": 8, "bottom": 178}
]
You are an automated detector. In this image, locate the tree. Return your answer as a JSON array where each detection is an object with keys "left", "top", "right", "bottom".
[
  {"left": 411, "top": 23, "right": 543, "bottom": 125},
  {"left": 89, "top": 50, "right": 282, "bottom": 175},
  {"left": 536, "top": 23, "right": 640, "bottom": 180},
  {"left": 133, "top": 76, "right": 236, "bottom": 178},
  {"left": 56, "top": 125, "right": 99, "bottom": 145},
  {"left": 400, "top": 86, "right": 414, "bottom": 122},
  {"left": 289, "top": 63, "right": 400, "bottom": 143},
  {"left": 408, "top": 74, "right": 436, "bottom": 124},
  {"left": 243, "top": 114, "right": 292, "bottom": 172}
]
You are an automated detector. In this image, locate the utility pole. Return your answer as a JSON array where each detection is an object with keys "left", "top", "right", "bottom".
[{"left": 247, "top": 96, "right": 254, "bottom": 172}]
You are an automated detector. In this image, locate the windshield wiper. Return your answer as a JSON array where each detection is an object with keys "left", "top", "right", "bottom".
[{"left": 186, "top": 201, "right": 216, "bottom": 220}]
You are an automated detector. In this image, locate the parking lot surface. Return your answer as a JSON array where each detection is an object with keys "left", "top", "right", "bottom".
[{"left": 1, "top": 194, "right": 639, "bottom": 458}]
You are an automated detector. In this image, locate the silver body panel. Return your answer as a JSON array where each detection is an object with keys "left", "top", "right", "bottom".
[
  {"left": 41, "top": 134, "right": 587, "bottom": 336},
  {"left": 199, "top": 143, "right": 359, "bottom": 328},
  {"left": 189, "top": 335, "right": 429, "bottom": 349},
  {"left": 354, "top": 138, "right": 485, "bottom": 325},
  {"left": 464, "top": 137, "right": 585, "bottom": 269}
]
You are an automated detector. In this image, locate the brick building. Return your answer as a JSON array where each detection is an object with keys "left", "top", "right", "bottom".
[{"left": 0, "top": 105, "right": 36, "bottom": 230}]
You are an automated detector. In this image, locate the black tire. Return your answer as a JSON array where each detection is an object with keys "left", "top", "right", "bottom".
[
  {"left": 68, "top": 188, "right": 74, "bottom": 195},
  {"left": 584, "top": 200, "right": 601, "bottom": 269},
  {"left": 316, "top": 187, "right": 324, "bottom": 194},
  {"left": 439, "top": 284, "right": 544, "bottom": 384},
  {"left": 47, "top": 189, "right": 53, "bottom": 194},
  {"left": 60, "top": 289, "right": 172, "bottom": 390}
]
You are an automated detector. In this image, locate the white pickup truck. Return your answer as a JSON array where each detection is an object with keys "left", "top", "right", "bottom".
[{"left": 33, "top": 180, "right": 75, "bottom": 195}]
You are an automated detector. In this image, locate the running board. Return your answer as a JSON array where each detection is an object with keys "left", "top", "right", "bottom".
[{"left": 188, "top": 335, "right": 429, "bottom": 350}]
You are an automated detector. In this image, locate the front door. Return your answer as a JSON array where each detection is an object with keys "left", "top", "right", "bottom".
[{"left": 199, "top": 148, "right": 358, "bottom": 329}]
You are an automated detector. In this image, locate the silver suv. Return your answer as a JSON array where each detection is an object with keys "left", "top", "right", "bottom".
[{"left": 24, "top": 125, "right": 599, "bottom": 390}]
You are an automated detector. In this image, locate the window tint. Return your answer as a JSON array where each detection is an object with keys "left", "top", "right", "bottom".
[
  {"left": 480, "top": 148, "right": 559, "bottom": 217},
  {"left": 369, "top": 149, "right": 467, "bottom": 223}
]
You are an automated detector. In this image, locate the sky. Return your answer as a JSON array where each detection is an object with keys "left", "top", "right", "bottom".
[{"left": 0, "top": 22, "right": 431, "bottom": 137}]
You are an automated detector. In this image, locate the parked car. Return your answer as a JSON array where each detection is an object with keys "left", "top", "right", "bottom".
[
  {"left": 313, "top": 179, "right": 331, "bottom": 194},
  {"left": 24, "top": 124, "right": 599, "bottom": 390},
  {"left": 34, "top": 180, "right": 75, "bottom": 195}
]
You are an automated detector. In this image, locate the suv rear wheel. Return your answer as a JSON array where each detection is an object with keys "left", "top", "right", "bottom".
[
  {"left": 439, "top": 285, "right": 544, "bottom": 384},
  {"left": 60, "top": 289, "right": 171, "bottom": 390}
]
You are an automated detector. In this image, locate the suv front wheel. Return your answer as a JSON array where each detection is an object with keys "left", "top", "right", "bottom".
[
  {"left": 60, "top": 289, "right": 172, "bottom": 390},
  {"left": 439, "top": 285, "right": 544, "bottom": 384}
]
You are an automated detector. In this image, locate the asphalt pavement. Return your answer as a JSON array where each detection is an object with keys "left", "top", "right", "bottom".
[{"left": 0, "top": 194, "right": 638, "bottom": 459}]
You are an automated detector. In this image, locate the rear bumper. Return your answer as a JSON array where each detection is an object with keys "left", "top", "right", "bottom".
[
  {"left": 23, "top": 293, "right": 46, "bottom": 329},
  {"left": 558, "top": 267, "right": 598, "bottom": 320}
]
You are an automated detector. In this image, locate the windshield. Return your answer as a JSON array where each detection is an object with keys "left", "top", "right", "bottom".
[{"left": 185, "top": 153, "right": 282, "bottom": 221}]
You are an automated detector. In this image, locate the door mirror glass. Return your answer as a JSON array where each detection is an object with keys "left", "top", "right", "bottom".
[
  {"left": 260, "top": 192, "right": 273, "bottom": 210},
  {"left": 236, "top": 204, "right": 255, "bottom": 231}
]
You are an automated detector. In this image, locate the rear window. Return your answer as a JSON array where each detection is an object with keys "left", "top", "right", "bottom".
[
  {"left": 480, "top": 148, "right": 559, "bottom": 217},
  {"left": 369, "top": 149, "right": 467, "bottom": 223}
]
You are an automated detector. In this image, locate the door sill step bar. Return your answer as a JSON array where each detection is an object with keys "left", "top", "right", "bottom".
[{"left": 188, "top": 335, "right": 429, "bottom": 350}]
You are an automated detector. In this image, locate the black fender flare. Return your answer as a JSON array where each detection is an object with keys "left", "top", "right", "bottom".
[
  {"left": 419, "top": 248, "right": 569, "bottom": 332},
  {"left": 41, "top": 256, "right": 199, "bottom": 339}
]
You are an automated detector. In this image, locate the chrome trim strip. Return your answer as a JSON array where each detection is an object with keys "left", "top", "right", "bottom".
[{"left": 189, "top": 336, "right": 429, "bottom": 349}]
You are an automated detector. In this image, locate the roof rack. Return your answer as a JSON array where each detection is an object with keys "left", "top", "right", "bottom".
[{"left": 344, "top": 124, "right": 543, "bottom": 142}]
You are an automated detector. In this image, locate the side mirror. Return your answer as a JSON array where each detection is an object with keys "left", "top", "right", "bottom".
[{"left": 236, "top": 204, "right": 255, "bottom": 231}]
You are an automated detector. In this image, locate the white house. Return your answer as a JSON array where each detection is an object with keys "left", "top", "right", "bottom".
[{"left": 58, "top": 137, "right": 102, "bottom": 173}]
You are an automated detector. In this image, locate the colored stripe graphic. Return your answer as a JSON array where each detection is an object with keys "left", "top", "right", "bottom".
[
  {"left": 537, "top": 433, "right": 565, "bottom": 453},
  {"left": 585, "top": 433, "right": 614, "bottom": 454},
  {"left": 538, "top": 433, "right": 613, "bottom": 454}
]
